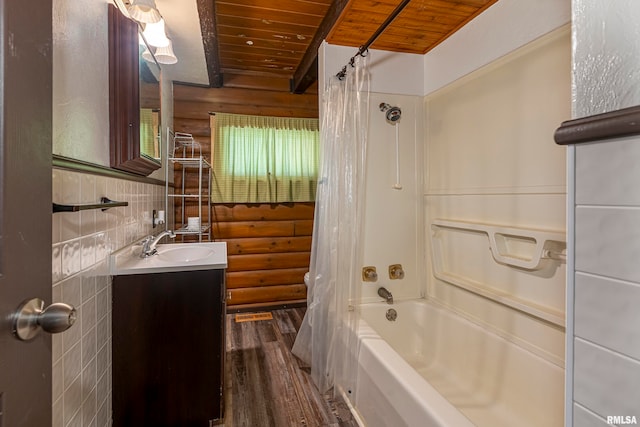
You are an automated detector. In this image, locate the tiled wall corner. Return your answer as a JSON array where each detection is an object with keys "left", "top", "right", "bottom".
[{"left": 52, "top": 168, "right": 165, "bottom": 427}]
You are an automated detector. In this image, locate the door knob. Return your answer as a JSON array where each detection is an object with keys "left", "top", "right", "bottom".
[{"left": 12, "top": 298, "right": 77, "bottom": 341}]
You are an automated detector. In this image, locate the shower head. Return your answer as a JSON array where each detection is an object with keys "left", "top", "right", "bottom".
[{"left": 379, "top": 102, "right": 402, "bottom": 123}]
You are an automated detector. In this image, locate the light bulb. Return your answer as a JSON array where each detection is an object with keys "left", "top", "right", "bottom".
[
  {"left": 142, "top": 19, "right": 170, "bottom": 48},
  {"left": 154, "top": 40, "right": 178, "bottom": 64}
]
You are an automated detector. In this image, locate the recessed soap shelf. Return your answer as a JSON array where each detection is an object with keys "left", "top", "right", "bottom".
[
  {"left": 430, "top": 219, "right": 567, "bottom": 327},
  {"left": 431, "top": 219, "right": 566, "bottom": 270}
]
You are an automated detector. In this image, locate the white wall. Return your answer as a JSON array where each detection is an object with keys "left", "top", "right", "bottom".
[
  {"left": 319, "top": 42, "right": 424, "bottom": 96},
  {"left": 573, "top": 1, "right": 640, "bottom": 119},
  {"left": 424, "top": 0, "right": 571, "bottom": 96},
  {"left": 570, "top": 1, "right": 640, "bottom": 425},
  {"left": 53, "top": 0, "right": 110, "bottom": 164},
  {"left": 53, "top": 0, "right": 173, "bottom": 181}
]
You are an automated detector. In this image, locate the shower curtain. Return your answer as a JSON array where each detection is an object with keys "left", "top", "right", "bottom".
[{"left": 292, "top": 55, "right": 370, "bottom": 397}]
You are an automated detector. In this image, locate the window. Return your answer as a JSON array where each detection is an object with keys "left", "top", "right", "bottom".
[{"left": 211, "top": 113, "right": 319, "bottom": 203}]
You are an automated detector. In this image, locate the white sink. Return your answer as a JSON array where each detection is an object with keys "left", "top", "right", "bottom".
[
  {"left": 110, "top": 241, "right": 227, "bottom": 275},
  {"left": 157, "top": 245, "right": 215, "bottom": 263}
]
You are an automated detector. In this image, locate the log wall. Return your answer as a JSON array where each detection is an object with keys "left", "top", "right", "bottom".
[
  {"left": 212, "top": 203, "right": 313, "bottom": 311},
  {"left": 173, "top": 82, "right": 317, "bottom": 311}
]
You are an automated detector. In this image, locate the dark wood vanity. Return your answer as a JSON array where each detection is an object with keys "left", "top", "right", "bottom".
[{"left": 112, "top": 268, "right": 226, "bottom": 426}]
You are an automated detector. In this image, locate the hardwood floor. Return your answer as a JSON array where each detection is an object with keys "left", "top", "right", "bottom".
[{"left": 224, "top": 308, "right": 359, "bottom": 427}]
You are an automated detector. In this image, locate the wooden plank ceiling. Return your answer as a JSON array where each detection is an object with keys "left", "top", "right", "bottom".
[
  {"left": 216, "top": 0, "right": 331, "bottom": 76},
  {"left": 327, "top": 0, "right": 498, "bottom": 53},
  {"left": 199, "top": 0, "right": 498, "bottom": 93}
]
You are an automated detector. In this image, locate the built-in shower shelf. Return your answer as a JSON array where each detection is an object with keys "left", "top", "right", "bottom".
[
  {"left": 431, "top": 219, "right": 565, "bottom": 270},
  {"left": 433, "top": 270, "right": 565, "bottom": 327},
  {"left": 430, "top": 219, "right": 566, "bottom": 327}
]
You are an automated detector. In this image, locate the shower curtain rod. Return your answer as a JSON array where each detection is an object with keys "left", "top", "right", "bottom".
[{"left": 335, "top": 0, "right": 412, "bottom": 79}]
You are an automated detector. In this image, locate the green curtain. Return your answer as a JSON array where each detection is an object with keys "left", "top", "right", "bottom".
[{"left": 211, "top": 113, "right": 319, "bottom": 203}]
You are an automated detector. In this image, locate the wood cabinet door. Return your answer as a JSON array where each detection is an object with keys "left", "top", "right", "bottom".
[{"left": 113, "top": 269, "right": 225, "bottom": 426}]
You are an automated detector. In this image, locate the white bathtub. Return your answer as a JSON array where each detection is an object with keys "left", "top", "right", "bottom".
[{"left": 352, "top": 300, "right": 564, "bottom": 427}]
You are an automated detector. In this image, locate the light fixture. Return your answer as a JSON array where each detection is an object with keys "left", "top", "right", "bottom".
[
  {"left": 141, "top": 47, "right": 154, "bottom": 62},
  {"left": 142, "top": 18, "right": 170, "bottom": 48},
  {"left": 154, "top": 40, "right": 178, "bottom": 64},
  {"left": 128, "top": 0, "right": 162, "bottom": 24}
]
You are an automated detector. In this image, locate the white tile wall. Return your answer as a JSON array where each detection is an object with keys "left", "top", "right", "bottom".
[
  {"left": 52, "top": 168, "right": 165, "bottom": 427},
  {"left": 574, "top": 338, "right": 640, "bottom": 419},
  {"left": 575, "top": 206, "right": 640, "bottom": 283},
  {"left": 575, "top": 272, "right": 640, "bottom": 360},
  {"left": 573, "top": 404, "right": 610, "bottom": 427},
  {"left": 573, "top": 137, "right": 640, "bottom": 424},
  {"left": 575, "top": 136, "right": 640, "bottom": 206}
]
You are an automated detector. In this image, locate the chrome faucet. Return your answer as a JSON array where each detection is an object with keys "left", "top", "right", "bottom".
[
  {"left": 140, "top": 230, "right": 176, "bottom": 258},
  {"left": 377, "top": 287, "right": 394, "bottom": 304}
]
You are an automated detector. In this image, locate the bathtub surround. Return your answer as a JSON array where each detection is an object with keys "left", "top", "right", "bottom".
[
  {"left": 566, "top": 1, "right": 640, "bottom": 425},
  {"left": 424, "top": 27, "right": 570, "bottom": 369},
  {"left": 360, "top": 92, "right": 423, "bottom": 304}
]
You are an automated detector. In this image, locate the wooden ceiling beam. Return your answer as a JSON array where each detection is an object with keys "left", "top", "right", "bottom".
[
  {"left": 290, "top": 0, "right": 349, "bottom": 94},
  {"left": 222, "top": 73, "right": 292, "bottom": 91},
  {"left": 174, "top": 84, "right": 318, "bottom": 108},
  {"left": 197, "top": 0, "right": 223, "bottom": 88}
]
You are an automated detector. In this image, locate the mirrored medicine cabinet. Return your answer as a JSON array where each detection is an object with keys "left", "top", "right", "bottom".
[{"left": 108, "top": 4, "right": 162, "bottom": 176}]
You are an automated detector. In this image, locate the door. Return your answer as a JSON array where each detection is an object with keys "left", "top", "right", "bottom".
[{"left": 0, "top": 1, "right": 54, "bottom": 425}]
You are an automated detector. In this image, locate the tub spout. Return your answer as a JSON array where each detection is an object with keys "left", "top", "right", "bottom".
[{"left": 377, "top": 287, "right": 394, "bottom": 304}]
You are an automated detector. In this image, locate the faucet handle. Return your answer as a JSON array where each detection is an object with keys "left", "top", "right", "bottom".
[
  {"left": 362, "top": 266, "right": 378, "bottom": 282},
  {"left": 139, "top": 236, "right": 154, "bottom": 258},
  {"left": 389, "top": 264, "right": 405, "bottom": 280}
]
